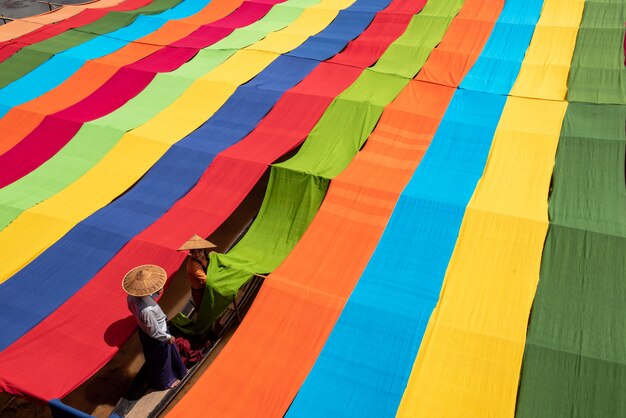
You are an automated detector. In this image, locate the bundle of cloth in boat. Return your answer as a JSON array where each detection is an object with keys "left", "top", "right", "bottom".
[{"left": 174, "top": 337, "right": 204, "bottom": 367}]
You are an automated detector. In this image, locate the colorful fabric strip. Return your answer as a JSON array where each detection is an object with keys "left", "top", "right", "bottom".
[
  {"left": 286, "top": 0, "right": 543, "bottom": 416},
  {"left": 0, "top": 0, "right": 382, "bottom": 400}
]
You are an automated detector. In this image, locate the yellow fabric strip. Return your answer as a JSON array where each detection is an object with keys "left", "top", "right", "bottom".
[
  {"left": 396, "top": 95, "right": 567, "bottom": 418},
  {"left": 396, "top": 0, "right": 583, "bottom": 414},
  {"left": 0, "top": 0, "right": 353, "bottom": 284},
  {"left": 509, "top": 0, "right": 584, "bottom": 100}
]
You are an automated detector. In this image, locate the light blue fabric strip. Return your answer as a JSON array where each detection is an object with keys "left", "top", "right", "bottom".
[{"left": 286, "top": 0, "right": 544, "bottom": 416}]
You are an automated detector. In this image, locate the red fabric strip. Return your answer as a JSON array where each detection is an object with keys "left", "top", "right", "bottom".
[{"left": 0, "top": 0, "right": 419, "bottom": 401}]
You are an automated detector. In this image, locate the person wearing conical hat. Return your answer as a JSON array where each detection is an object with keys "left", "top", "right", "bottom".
[
  {"left": 123, "top": 265, "right": 186, "bottom": 390},
  {"left": 178, "top": 234, "right": 217, "bottom": 311}
]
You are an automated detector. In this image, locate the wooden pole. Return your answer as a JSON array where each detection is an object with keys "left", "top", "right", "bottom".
[{"left": 37, "top": 0, "right": 64, "bottom": 11}]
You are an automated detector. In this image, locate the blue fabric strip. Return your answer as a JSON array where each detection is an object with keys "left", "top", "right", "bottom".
[
  {"left": 285, "top": 0, "right": 544, "bottom": 416},
  {"left": 459, "top": 0, "right": 543, "bottom": 94},
  {"left": 49, "top": 399, "right": 93, "bottom": 418},
  {"left": 0, "top": 0, "right": 388, "bottom": 351}
]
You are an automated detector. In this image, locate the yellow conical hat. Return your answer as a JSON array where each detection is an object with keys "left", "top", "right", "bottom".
[
  {"left": 122, "top": 265, "right": 167, "bottom": 297},
  {"left": 178, "top": 234, "right": 216, "bottom": 251}
]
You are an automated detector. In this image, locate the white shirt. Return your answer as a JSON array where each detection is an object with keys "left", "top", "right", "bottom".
[{"left": 127, "top": 295, "right": 171, "bottom": 342}]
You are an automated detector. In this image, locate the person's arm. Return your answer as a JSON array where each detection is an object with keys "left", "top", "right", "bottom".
[
  {"left": 190, "top": 259, "right": 207, "bottom": 287},
  {"left": 140, "top": 309, "right": 172, "bottom": 343},
  {"left": 193, "top": 266, "right": 206, "bottom": 286}
]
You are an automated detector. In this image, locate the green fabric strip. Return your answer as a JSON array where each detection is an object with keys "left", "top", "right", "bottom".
[
  {"left": 174, "top": 0, "right": 464, "bottom": 336},
  {"left": 373, "top": 14, "right": 453, "bottom": 78},
  {"left": 214, "top": 4, "right": 308, "bottom": 50},
  {"left": 0, "top": 0, "right": 184, "bottom": 88},
  {"left": 0, "top": 0, "right": 315, "bottom": 230},
  {"left": 567, "top": 0, "right": 626, "bottom": 104},
  {"left": 516, "top": 103, "right": 626, "bottom": 417}
]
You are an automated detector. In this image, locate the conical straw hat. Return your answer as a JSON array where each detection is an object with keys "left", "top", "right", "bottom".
[
  {"left": 178, "top": 234, "right": 216, "bottom": 251},
  {"left": 122, "top": 265, "right": 167, "bottom": 297}
]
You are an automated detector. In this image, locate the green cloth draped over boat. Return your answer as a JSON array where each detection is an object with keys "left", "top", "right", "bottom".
[
  {"left": 172, "top": 169, "right": 329, "bottom": 336},
  {"left": 171, "top": 0, "right": 461, "bottom": 337}
]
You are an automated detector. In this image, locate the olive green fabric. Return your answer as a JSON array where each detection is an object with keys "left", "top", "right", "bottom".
[
  {"left": 0, "top": 0, "right": 183, "bottom": 88},
  {"left": 173, "top": 0, "right": 464, "bottom": 336},
  {"left": 567, "top": 0, "right": 626, "bottom": 104},
  {"left": 516, "top": 103, "right": 626, "bottom": 417}
]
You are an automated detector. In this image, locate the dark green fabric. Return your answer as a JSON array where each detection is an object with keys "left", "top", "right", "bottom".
[
  {"left": 567, "top": 0, "right": 626, "bottom": 104},
  {"left": 516, "top": 103, "right": 626, "bottom": 417},
  {"left": 173, "top": 0, "right": 464, "bottom": 337},
  {"left": 0, "top": 0, "right": 183, "bottom": 88}
]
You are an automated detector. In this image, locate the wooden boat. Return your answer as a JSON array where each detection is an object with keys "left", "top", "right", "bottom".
[{"left": 110, "top": 273, "right": 263, "bottom": 418}]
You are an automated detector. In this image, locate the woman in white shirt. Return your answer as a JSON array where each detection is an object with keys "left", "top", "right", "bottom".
[{"left": 123, "top": 265, "right": 186, "bottom": 390}]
